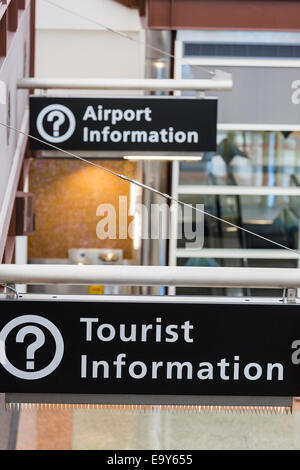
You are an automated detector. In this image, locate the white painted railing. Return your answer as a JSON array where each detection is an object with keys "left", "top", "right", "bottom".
[
  {"left": 17, "top": 77, "right": 232, "bottom": 92},
  {"left": 0, "top": 265, "right": 299, "bottom": 288}
]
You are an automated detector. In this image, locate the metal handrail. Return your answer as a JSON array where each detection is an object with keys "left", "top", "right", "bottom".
[
  {"left": 17, "top": 77, "right": 233, "bottom": 92},
  {"left": 0, "top": 264, "right": 299, "bottom": 288}
]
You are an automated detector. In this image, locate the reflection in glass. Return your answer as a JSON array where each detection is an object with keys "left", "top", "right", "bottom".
[
  {"left": 179, "top": 131, "right": 300, "bottom": 188},
  {"left": 177, "top": 194, "right": 300, "bottom": 251}
]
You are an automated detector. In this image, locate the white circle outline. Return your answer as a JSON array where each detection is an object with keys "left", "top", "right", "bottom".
[
  {"left": 0, "top": 315, "right": 64, "bottom": 380},
  {"left": 36, "top": 104, "right": 76, "bottom": 143}
]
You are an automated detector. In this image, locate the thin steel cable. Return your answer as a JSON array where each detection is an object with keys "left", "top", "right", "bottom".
[
  {"left": 1, "top": 119, "right": 300, "bottom": 257},
  {"left": 42, "top": 0, "right": 215, "bottom": 77}
]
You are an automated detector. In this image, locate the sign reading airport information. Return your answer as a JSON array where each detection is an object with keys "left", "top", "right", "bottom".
[
  {"left": 29, "top": 96, "right": 217, "bottom": 152},
  {"left": 1, "top": 299, "right": 300, "bottom": 396}
]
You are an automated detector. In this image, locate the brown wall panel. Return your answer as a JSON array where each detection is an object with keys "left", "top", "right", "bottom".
[
  {"left": 0, "top": 12, "right": 7, "bottom": 56},
  {"left": 18, "top": 0, "right": 26, "bottom": 9},
  {"left": 8, "top": 0, "right": 18, "bottom": 32},
  {"left": 148, "top": 0, "right": 300, "bottom": 31},
  {"left": 148, "top": 0, "right": 172, "bottom": 28}
]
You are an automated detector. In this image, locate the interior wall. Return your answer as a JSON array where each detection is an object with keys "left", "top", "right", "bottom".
[
  {"left": 35, "top": 0, "right": 145, "bottom": 93},
  {"left": 0, "top": 2, "right": 31, "bottom": 260},
  {"left": 35, "top": 30, "right": 145, "bottom": 92}
]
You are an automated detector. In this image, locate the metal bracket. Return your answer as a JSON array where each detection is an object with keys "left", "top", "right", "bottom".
[
  {"left": 283, "top": 288, "right": 297, "bottom": 304},
  {"left": 0, "top": 284, "right": 19, "bottom": 300}
]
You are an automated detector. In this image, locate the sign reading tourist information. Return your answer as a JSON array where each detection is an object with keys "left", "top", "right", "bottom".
[
  {"left": 1, "top": 299, "right": 300, "bottom": 396},
  {"left": 29, "top": 96, "right": 217, "bottom": 152}
]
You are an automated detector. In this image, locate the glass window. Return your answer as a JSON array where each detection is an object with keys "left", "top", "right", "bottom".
[
  {"left": 172, "top": 130, "right": 300, "bottom": 298},
  {"left": 177, "top": 193, "right": 300, "bottom": 251},
  {"left": 179, "top": 131, "right": 300, "bottom": 188}
]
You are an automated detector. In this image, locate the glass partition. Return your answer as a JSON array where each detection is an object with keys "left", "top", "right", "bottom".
[
  {"left": 179, "top": 131, "right": 300, "bottom": 188},
  {"left": 177, "top": 193, "right": 300, "bottom": 251},
  {"left": 170, "top": 130, "right": 300, "bottom": 297}
]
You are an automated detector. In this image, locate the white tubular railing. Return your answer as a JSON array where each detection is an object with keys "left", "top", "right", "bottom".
[
  {"left": 17, "top": 77, "right": 232, "bottom": 92},
  {"left": 0, "top": 265, "right": 299, "bottom": 288}
]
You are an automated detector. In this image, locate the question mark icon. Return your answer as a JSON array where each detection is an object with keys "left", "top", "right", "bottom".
[
  {"left": 47, "top": 110, "right": 66, "bottom": 137},
  {"left": 16, "top": 326, "right": 45, "bottom": 370},
  {"left": 36, "top": 104, "right": 76, "bottom": 144},
  {"left": 0, "top": 315, "right": 64, "bottom": 380}
]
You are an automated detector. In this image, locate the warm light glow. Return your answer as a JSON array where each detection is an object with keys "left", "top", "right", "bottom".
[
  {"left": 153, "top": 60, "right": 166, "bottom": 69},
  {"left": 123, "top": 156, "right": 203, "bottom": 161}
]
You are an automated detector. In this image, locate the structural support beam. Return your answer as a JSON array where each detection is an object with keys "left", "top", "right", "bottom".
[
  {"left": 17, "top": 75, "right": 232, "bottom": 92},
  {"left": 147, "top": 0, "right": 300, "bottom": 30},
  {"left": 0, "top": 265, "right": 299, "bottom": 288}
]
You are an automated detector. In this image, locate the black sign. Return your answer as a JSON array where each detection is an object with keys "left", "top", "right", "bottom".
[
  {"left": 29, "top": 96, "right": 217, "bottom": 152},
  {"left": 0, "top": 299, "right": 300, "bottom": 396}
]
